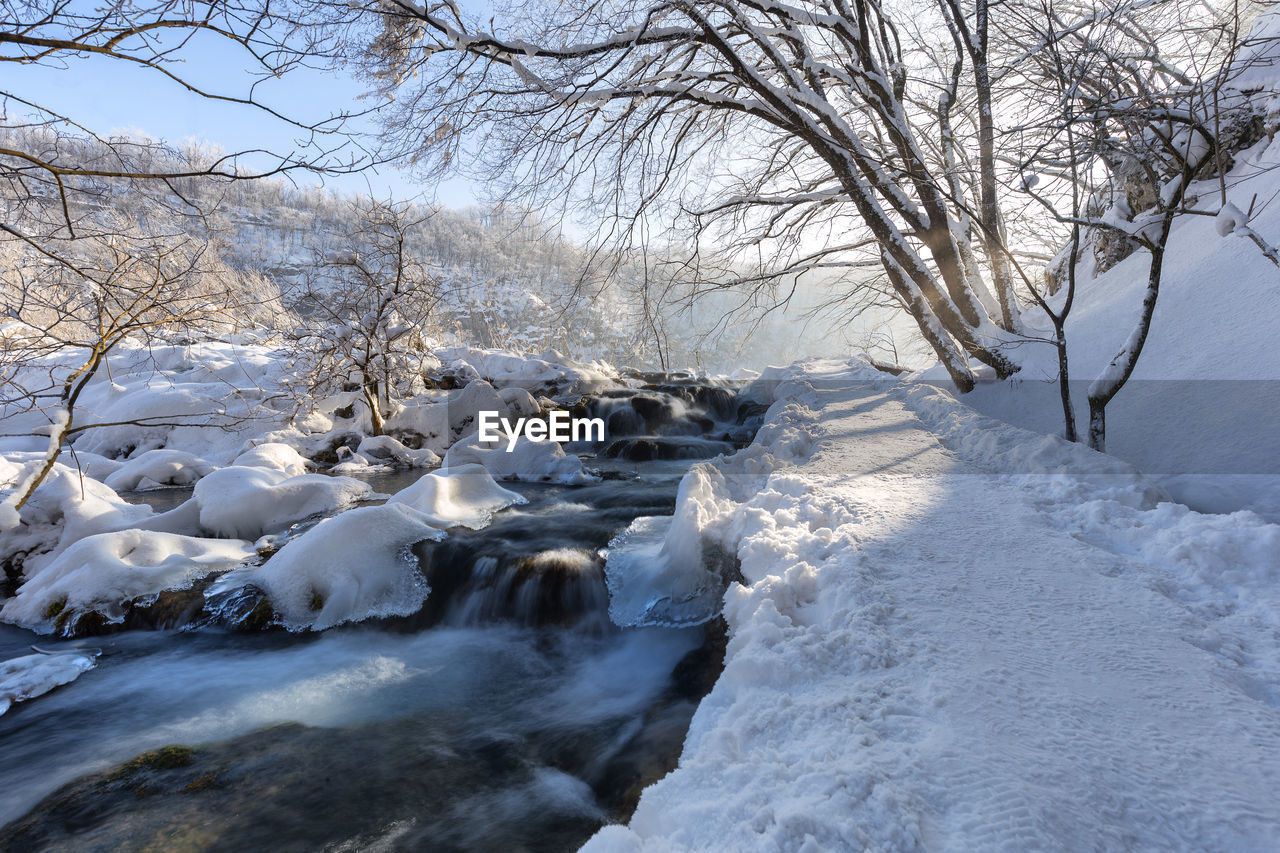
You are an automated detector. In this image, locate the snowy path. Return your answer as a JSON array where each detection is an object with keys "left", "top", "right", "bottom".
[{"left": 588, "top": 369, "right": 1280, "bottom": 851}]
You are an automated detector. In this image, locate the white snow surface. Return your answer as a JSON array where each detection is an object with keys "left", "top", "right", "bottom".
[
  {"left": 909, "top": 28, "right": 1280, "bottom": 521},
  {"left": 102, "top": 449, "right": 215, "bottom": 492},
  {"left": 586, "top": 358, "right": 1280, "bottom": 852},
  {"left": 191, "top": 467, "right": 377, "bottom": 539},
  {"left": 0, "top": 463, "right": 154, "bottom": 578},
  {"left": 436, "top": 346, "right": 617, "bottom": 393},
  {"left": 231, "top": 443, "right": 310, "bottom": 476}
]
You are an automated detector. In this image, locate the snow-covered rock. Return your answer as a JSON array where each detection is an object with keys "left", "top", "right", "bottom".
[
  {"left": 191, "top": 467, "right": 376, "bottom": 539},
  {"left": 383, "top": 400, "right": 451, "bottom": 453},
  {"left": 356, "top": 435, "right": 441, "bottom": 468},
  {"left": 0, "top": 464, "right": 154, "bottom": 577},
  {"left": 102, "top": 450, "right": 215, "bottom": 492},
  {"left": 236, "top": 503, "right": 444, "bottom": 631},
  {"left": 385, "top": 463, "right": 525, "bottom": 528},
  {"left": 448, "top": 379, "right": 507, "bottom": 437},
  {"left": 0, "top": 530, "right": 255, "bottom": 633},
  {"left": 442, "top": 433, "right": 598, "bottom": 485},
  {"left": 232, "top": 443, "right": 310, "bottom": 476},
  {"left": 437, "top": 346, "right": 617, "bottom": 394}
]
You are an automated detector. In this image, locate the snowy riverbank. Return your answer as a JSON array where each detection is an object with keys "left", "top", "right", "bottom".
[{"left": 589, "top": 357, "right": 1280, "bottom": 851}]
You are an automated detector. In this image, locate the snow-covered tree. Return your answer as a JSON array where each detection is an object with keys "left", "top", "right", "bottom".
[
  {"left": 299, "top": 0, "right": 1262, "bottom": 395},
  {"left": 316, "top": 0, "right": 1042, "bottom": 389},
  {"left": 0, "top": 212, "right": 274, "bottom": 517},
  {"left": 1008, "top": 0, "right": 1253, "bottom": 448},
  {"left": 289, "top": 197, "right": 445, "bottom": 435}
]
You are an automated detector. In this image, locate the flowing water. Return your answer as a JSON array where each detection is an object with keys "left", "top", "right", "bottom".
[{"left": 0, "top": 381, "right": 754, "bottom": 852}]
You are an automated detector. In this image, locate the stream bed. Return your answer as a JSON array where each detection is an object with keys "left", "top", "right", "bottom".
[{"left": 0, "top": 383, "right": 751, "bottom": 852}]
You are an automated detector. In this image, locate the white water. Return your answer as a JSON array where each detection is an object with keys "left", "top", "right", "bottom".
[{"left": 0, "top": 622, "right": 700, "bottom": 828}]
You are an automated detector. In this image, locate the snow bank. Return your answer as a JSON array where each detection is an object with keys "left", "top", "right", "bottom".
[
  {"left": 102, "top": 450, "right": 215, "bottom": 492},
  {"left": 604, "top": 467, "right": 737, "bottom": 628},
  {"left": 0, "top": 463, "right": 154, "bottom": 578},
  {"left": 0, "top": 530, "right": 254, "bottom": 633},
  {"left": 237, "top": 503, "right": 444, "bottom": 630},
  {"left": 0, "top": 650, "right": 98, "bottom": 715},
  {"left": 443, "top": 433, "right": 598, "bottom": 485},
  {"left": 383, "top": 400, "right": 450, "bottom": 453},
  {"left": 603, "top": 377, "right": 828, "bottom": 628},
  {"left": 385, "top": 463, "right": 525, "bottom": 529},
  {"left": 448, "top": 379, "right": 507, "bottom": 437},
  {"left": 232, "top": 443, "right": 310, "bottom": 476},
  {"left": 586, "top": 359, "right": 1280, "bottom": 851},
  {"left": 191, "top": 467, "right": 376, "bottom": 539},
  {"left": 916, "top": 62, "right": 1280, "bottom": 517}
]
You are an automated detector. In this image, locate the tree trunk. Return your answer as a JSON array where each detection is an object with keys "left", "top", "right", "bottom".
[
  {"left": 1057, "top": 327, "right": 1077, "bottom": 443},
  {"left": 1087, "top": 398, "right": 1106, "bottom": 453},
  {"left": 882, "top": 252, "right": 977, "bottom": 392},
  {"left": 971, "top": 3, "right": 1022, "bottom": 334},
  {"left": 1086, "top": 241, "right": 1167, "bottom": 452},
  {"left": 364, "top": 384, "right": 385, "bottom": 436}
]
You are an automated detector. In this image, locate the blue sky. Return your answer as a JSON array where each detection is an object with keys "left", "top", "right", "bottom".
[{"left": 8, "top": 27, "right": 481, "bottom": 208}]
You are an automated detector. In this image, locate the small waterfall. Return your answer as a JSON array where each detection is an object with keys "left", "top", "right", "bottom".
[{"left": 422, "top": 547, "right": 611, "bottom": 630}]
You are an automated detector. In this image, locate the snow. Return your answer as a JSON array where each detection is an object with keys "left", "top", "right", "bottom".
[
  {"left": 1216, "top": 200, "right": 1250, "bottom": 236},
  {"left": 586, "top": 358, "right": 1280, "bottom": 851},
  {"left": 919, "top": 121, "right": 1280, "bottom": 519},
  {"left": 383, "top": 400, "right": 450, "bottom": 452},
  {"left": 355, "top": 434, "right": 441, "bottom": 468},
  {"left": 0, "top": 463, "right": 155, "bottom": 577},
  {"left": 436, "top": 346, "right": 617, "bottom": 393},
  {"left": 447, "top": 378, "right": 508, "bottom": 437},
  {"left": 0, "top": 530, "right": 255, "bottom": 633},
  {"left": 102, "top": 449, "right": 215, "bottom": 492},
  {"left": 385, "top": 463, "right": 525, "bottom": 528},
  {"left": 190, "top": 466, "right": 378, "bottom": 539},
  {"left": 605, "top": 465, "right": 740, "bottom": 628},
  {"left": 442, "top": 432, "right": 599, "bottom": 485},
  {"left": 232, "top": 503, "right": 444, "bottom": 631},
  {"left": 231, "top": 443, "right": 310, "bottom": 476},
  {"left": 0, "top": 650, "right": 98, "bottom": 715}
]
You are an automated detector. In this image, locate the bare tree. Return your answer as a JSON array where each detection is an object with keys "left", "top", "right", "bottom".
[
  {"left": 0, "top": 0, "right": 377, "bottom": 519},
  {"left": 312, "top": 0, "right": 1057, "bottom": 391},
  {"left": 289, "top": 197, "right": 444, "bottom": 435},
  {"left": 1, "top": 0, "right": 366, "bottom": 240},
  {"left": 0, "top": 210, "right": 275, "bottom": 514},
  {"left": 1009, "top": 0, "right": 1249, "bottom": 449}
]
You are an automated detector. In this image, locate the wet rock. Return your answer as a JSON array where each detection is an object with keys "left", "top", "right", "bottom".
[
  {"left": 0, "top": 718, "right": 604, "bottom": 853},
  {"left": 122, "top": 587, "right": 208, "bottom": 631},
  {"left": 670, "top": 616, "right": 729, "bottom": 701},
  {"left": 628, "top": 394, "right": 680, "bottom": 430},
  {"left": 201, "top": 583, "right": 279, "bottom": 632},
  {"left": 417, "top": 545, "right": 610, "bottom": 630},
  {"left": 601, "top": 437, "right": 734, "bottom": 462},
  {"left": 605, "top": 407, "right": 646, "bottom": 437},
  {"left": 735, "top": 399, "right": 770, "bottom": 423}
]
